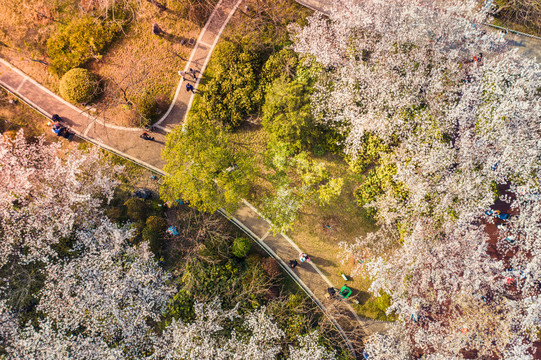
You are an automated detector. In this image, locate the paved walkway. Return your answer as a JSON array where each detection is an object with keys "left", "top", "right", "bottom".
[
  {"left": 226, "top": 202, "right": 390, "bottom": 341},
  {"left": 0, "top": 0, "right": 377, "bottom": 356}
]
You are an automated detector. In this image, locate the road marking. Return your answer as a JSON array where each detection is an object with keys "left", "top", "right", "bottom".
[
  {"left": 199, "top": 41, "right": 213, "bottom": 48},
  {"left": 260, "top": 230, "right": 271, "bottom": 241},
  {"left": 155, "top": 124, "right": 172, "bottom": 133},
  {"left": 83, "top": 120, "right": 95, "bottom": 137},
  {"left": 15, "top": 77, "right": 27, "bottom": 92}
]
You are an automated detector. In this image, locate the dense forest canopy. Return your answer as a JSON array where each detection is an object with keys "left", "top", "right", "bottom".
[{"left": 291, "top": 0, "right": 541, "bottom": 358}]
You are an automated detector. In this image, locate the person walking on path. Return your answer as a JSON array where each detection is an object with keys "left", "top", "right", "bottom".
[
  {"left": 140, "top": 132, "right": 154, "bottom": 141},
  {"left": 299, "top": 252, "right": 310, "bottom": 263},
  {"left": 186, "top": 83, "right": 194, "bottom": 93},
  {"left": 178, "top": 70, "right": 187, "bottom": 80},
  {"left": 289, "top": 260, "right": 298, "bottom": 269},
  {"left": 189, "top": 68, "right": 197, "bottom": 80}
]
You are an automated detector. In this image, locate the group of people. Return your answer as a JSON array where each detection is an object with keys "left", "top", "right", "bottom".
[
  {"left": 50, "top": 114, "right": 73, "bottom": 140},
  {"left": 179, "top": 68, "right": 198, "bottom": 93},
  {"left": 289, "top": 252, "right": 311, "bottom": 269}
]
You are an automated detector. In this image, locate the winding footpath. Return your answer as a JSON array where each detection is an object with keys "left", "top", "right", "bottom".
[
  {"left": 2, "top": 0, "right": 540, "bottom": 357},
  {"left": 0, "top": 0, "right": 380, "bottom": 357}
]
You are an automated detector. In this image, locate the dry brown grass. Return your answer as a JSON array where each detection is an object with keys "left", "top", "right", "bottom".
[
  {"left": 88, "top": 2, "right": 200, "bottom": 126},
  {"left": 0, "top": 89, "right": 58, "bottom": 141},
  {"left": 492, "top": 0, "right": 541, "bottom": 36},
  {"left": 0, "top": 0, "right": 204, "bottom": 127}
]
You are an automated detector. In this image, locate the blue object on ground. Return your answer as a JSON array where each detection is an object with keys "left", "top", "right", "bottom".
[
  {"left": 485, "top": 210, "right": 509, "bottom": 220},
  {"left": 505, "top": 236, "right": 516, "bottom": 244},
  {"left": 168, "top": 226, "right": 179, "bottom": 236},
  {"left": 176, "top": 199, "right": 184, "bottom": 205}
]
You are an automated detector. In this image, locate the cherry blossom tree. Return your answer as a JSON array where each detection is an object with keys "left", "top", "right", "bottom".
[
  {"left": 292, "top": 0, "right": 541, "bottom": 357},
  {"left": 37, "top": 220, "right": 173, "bottom": 357},
  {"left": 287, "top": 332, "right": 337, "bottom": 360},
  {"left": 0, "top": 132, "right": 339, "bottom": 359},
  {"left": 8, "top": 318, "right": 125, "bottom": 360},
  {"left": 0, "top": 130, "right": 120, "bottom": 267},
  {"left": 153, "top": 299, "right": 336, "bottom": 360}
]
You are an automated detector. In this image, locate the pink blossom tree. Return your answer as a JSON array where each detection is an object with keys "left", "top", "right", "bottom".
[
  {"left": 0, "top": 130, "right": 120, "bottom": 267},
  {"left": 292, "top": 0, "right": 541, "bottom": 357}
]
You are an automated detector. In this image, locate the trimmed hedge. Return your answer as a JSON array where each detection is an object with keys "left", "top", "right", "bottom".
[{"left": 59, "top": 68, "right": 98, "bottom": 104}]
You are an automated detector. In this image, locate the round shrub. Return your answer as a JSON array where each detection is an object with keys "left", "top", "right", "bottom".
[
  {"left": 231, "top": 237, "right": 251, "bottom": 258},
  {"left": 59, "top": 68, "right": 98, "bottom": 104}
]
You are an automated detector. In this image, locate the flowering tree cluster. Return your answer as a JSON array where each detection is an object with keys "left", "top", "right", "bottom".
[
  {"left": 0, "top": 131, "right": 120, "bottom": 267},
  {"left": 0, "top": 131, "right": 336, "bottom": 358},
  {"left": 292, "top": 0, "right": 541, "bottom": 358}
]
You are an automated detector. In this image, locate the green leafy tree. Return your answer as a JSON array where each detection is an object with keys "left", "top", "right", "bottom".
[
  {"left": 354, "top": 155, "right": 407, "bottom": 216},
  {"left": 162, "top": 117, "right": 254, "bottom": 214},
  {"left": 262, "top": 77, "right": 314, "bottom": 151},
  {"left": 261, "top": 185, "right": 304, "bottom": 234},
  {"left": 142, "top": 227, "right": 162, "bottom": 255},
  {"left": 135, "top": 91, "right": 158, "bottom": 124},
  {"left": 198, "top": 41, "right": 260, "bottom": 128},
  {"left": 262, "top": 144, "right": 343, "bottom": 233},
  {"left": 231, "top": 237, "right": 251, "bottom": 258},
  {"left": 47, "top": 16, "right": 120, "bottom": 74},
  {"left": 143, "top": 216, "right": 167, "bottom": 255},
  {"left": 146, "top": 216, "right": 167, "bottom": 233},
  {"left": 255, "top": 48, "right": 299, "bottom": 102},
  {"left": 59, "top": 68, "right": 98, "bottom": 104}
]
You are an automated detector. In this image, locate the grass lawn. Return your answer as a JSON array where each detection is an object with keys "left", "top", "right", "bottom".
[
  {"left": 228, "top": 121, "right": 393, "bottom": 320},
  {"left": 0, "top": 0, "right": 209, "bottom": 127},
  {"left": 0, "top": 88, "right": 59, "bottom": 142}
]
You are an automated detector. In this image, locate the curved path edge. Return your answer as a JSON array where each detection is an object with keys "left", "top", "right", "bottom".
[
  {"left": 155, "top": 0, "right": 244, "bottom": 130},
  {"left": 218, "top": 209, "right": 358, "bottom": 357},
  {"left": 0, "top": 0, "right": 389, "bottom": 355}
]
